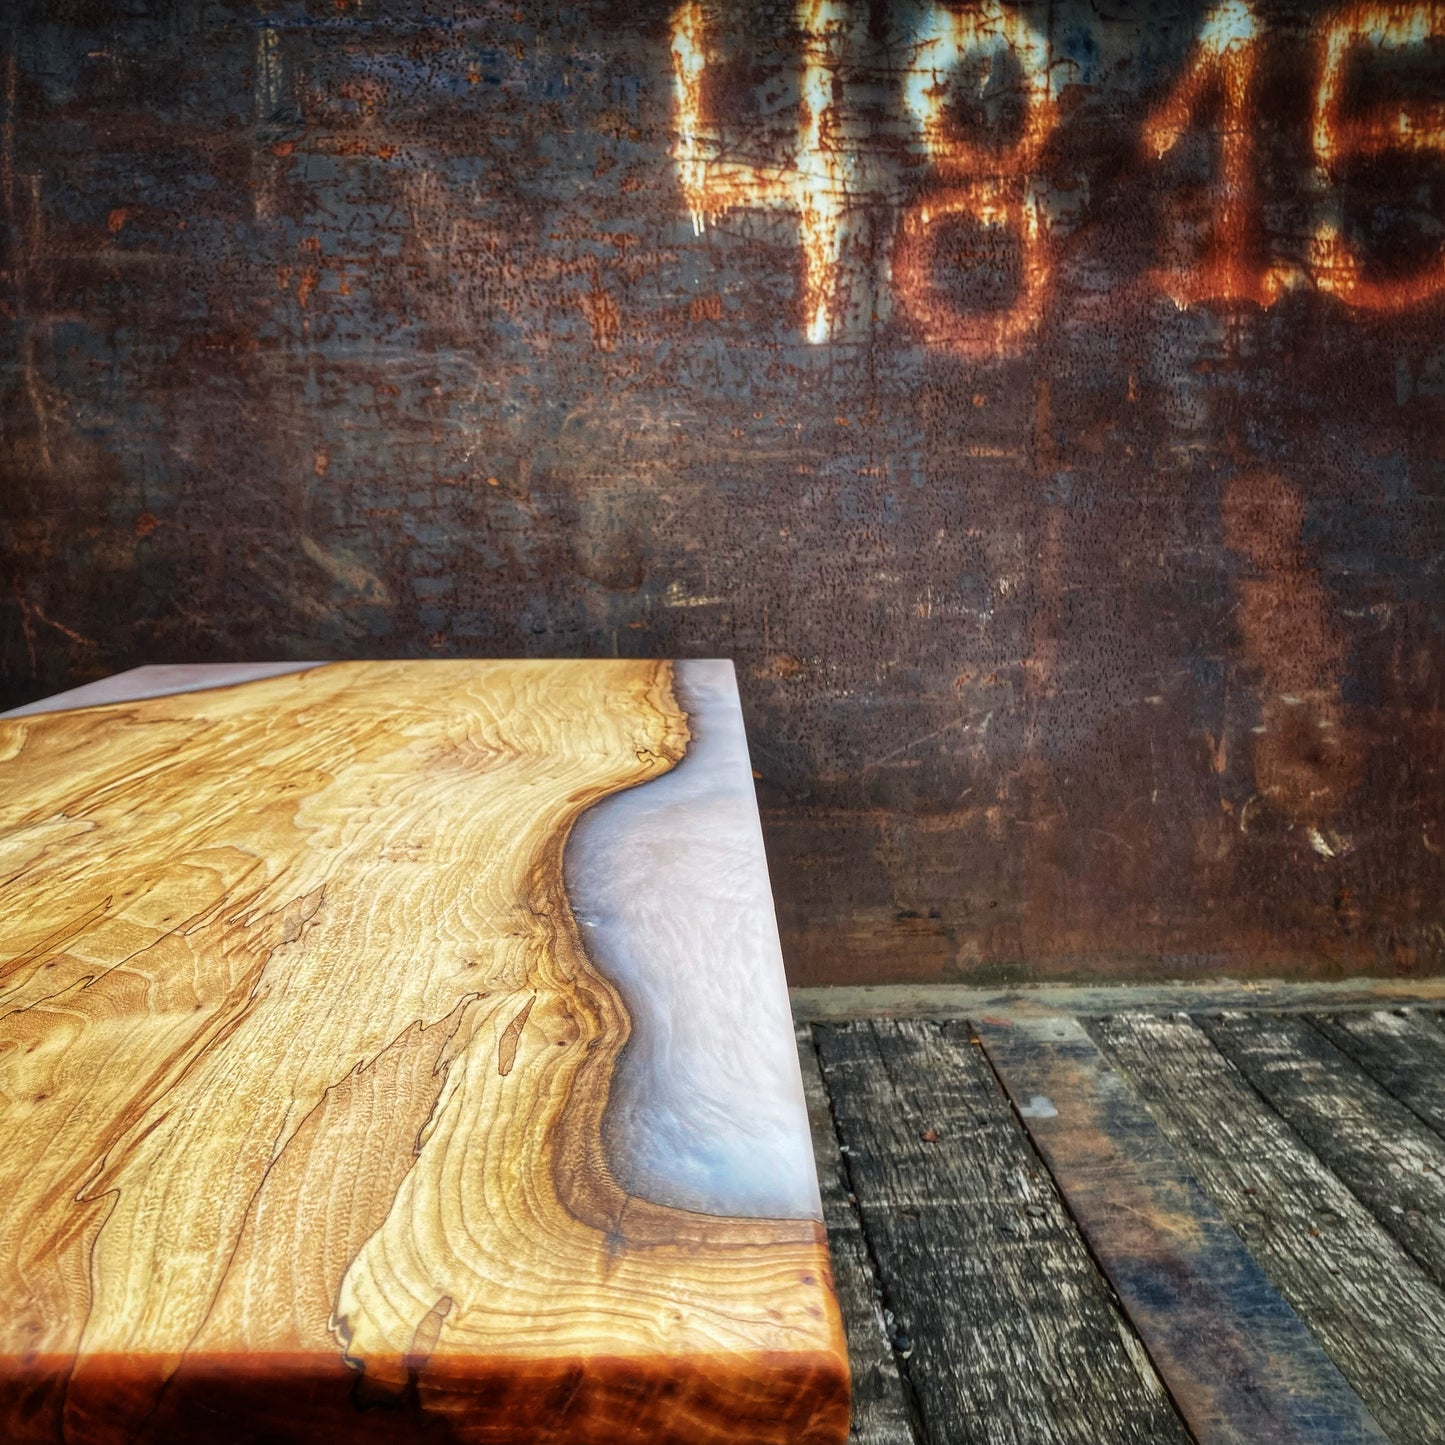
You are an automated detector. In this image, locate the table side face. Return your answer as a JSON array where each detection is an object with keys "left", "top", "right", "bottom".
[{"left": 0, "top": 659, "right": 848, "bottom": 1444}]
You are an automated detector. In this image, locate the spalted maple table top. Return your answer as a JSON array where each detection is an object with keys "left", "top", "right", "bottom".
[{"left": 0, "top": 660, "right": 848, "bottom": 1445}]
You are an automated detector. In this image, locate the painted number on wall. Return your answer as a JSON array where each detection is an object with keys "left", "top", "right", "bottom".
[{"left": 671, "top": 1, "right": 1445, "bottom": 349}]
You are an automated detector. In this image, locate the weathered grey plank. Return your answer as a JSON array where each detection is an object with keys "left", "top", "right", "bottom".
[
  {"left": 977, "top": 1015, "right": 1385, "bottom": 1445},
  {"left": 1093, "top": 1011, "right": 1445, "bottom": 1445},
  {"left": 1200, "top": 1011, "right": 1445, "bottom": 1291},
  {"left": 796, "top": 1025, "right": 918, "bottom": 1445},
  {"left": 814, "top": 1019, "right": 1189, "bottom": 1445},
  {"left": 1307, "top": 1009, "right": 1445, "bottom": 1141}
]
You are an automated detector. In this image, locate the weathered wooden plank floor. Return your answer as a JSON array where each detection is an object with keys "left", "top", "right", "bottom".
[{"left": 798, "top": 1004, "right": 1445, "bottom": 1445}]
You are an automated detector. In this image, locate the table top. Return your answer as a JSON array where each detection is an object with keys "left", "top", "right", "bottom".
[{"left": 0, "top": 659, "right": 848, "bottom": 1444}]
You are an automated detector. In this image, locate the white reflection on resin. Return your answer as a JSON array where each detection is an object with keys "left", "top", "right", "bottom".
[
  {"left": 564, "top": 659, "right": 822, "bottom": 1222},
  {"left": 0, "top": 663, "right": 324, "bottom": 718}
]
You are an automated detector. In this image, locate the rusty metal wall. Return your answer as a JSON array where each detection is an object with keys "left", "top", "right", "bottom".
[{"left": 3, "top": 0, "right": 1444, "bottom": 984}]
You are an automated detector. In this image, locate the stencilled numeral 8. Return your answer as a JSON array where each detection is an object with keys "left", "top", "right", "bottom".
[{"left": 894, "top": 1, "right": 1058, "bottom": 355}]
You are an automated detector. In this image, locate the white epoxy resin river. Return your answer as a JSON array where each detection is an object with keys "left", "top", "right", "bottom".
[{"left": 564, "top": 658, "right": 822, "bottom": 1222}]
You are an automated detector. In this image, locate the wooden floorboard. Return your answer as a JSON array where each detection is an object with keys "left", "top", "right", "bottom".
[
  {"left": 1199, "top": 1011, "right": 1445, "bottom": 1291},
  {"left": 797, "top": 1027, "right": 918, "bottom": 1445},
  {"left": 977, "top": 1015, "right": 1386, "bottom": 1445},
  {"left": 1092, "top": 1011, "right": 1445, "bottom": 1445},
  {"left": 1306, "top": 1009, "right": 1445, "bottom": 1141},
  {"left": 805, "top": 997, "right": 1445, "bottom": 1445},
  {"left": 813, "top": 1019, "right": 1189, "bottom": 1445}
]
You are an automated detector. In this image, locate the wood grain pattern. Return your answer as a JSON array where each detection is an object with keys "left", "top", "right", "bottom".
[
  {"left": 1199, "top": 1010, "right": 1445, "bottom": 1292},
  {"left": 1306, "top": 1009, "right": 1445, "bottom": 1141},
  {"left": 1091, "top": 1011, "right": 1445, "bottom": 1444},
  {"left": 813, "top": 1019, "right": 1188, "bottom": 1445},
  {"left": 0, "top": 660, "right": 848, "bottom": 1444},
  {"left": 977, "top": 1015, "right": 1385, "bottom": 1445},
  {"left": 795, "top": 1026, "right": 916, "bottom": 1445}
]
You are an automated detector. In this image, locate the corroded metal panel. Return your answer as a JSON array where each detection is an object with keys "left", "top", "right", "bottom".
[{"left": 2, "top": 1, "right": 1444, "bottom": 982}]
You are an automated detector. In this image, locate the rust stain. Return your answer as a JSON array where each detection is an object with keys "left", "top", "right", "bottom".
[
  {"left": 1140, "top": 1, "right": 1291, "bottom": 307},
  {"left": 1222, "top": 472, "right": 1360, "bottom": 833},
  {"left": 895, "top": 0, "right": 1054, "bottom": 353},
  {"left": 579, "top": 280, "right": 620, "bottom": 352},
  {"left": 6, "top": 0, "right": 1445, "bottom": 986},
  {"left": 1313, "top": 1, "right": 1445, "bottom": 309},
  {"left": 669, "top": 0, "right": 1445, "bottom": 338},
  {"left": 671, "top": 0, "right": 851, "bottom": 344},
  {"left": 795, "top": 0, "right": 851, "bottom": 344}
]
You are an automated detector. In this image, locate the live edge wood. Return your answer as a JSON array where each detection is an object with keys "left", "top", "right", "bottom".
[{"left": 0, "top": 660, "right": 848, "bottom": 1445}]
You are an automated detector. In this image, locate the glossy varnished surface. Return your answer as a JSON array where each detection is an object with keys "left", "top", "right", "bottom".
[
  {"left": 0, "top": 659, "right": 848, "bottom": 1443},
  {"left": 568, "top": 659, "right": 820, "bottom": 1220}
]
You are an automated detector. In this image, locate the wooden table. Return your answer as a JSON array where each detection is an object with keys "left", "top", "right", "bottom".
[{"left": 0, "top": 660, "right": 848, "bottom": 1444}]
